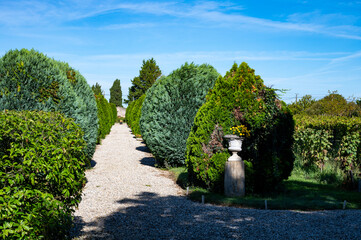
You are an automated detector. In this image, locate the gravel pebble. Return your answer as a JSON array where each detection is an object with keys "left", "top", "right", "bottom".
[{"left": 71, "top": 124, "right": 361, "bottom": 240}]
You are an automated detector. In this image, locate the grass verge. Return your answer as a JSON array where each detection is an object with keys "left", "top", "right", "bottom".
[{"left": 169, "top": 167, "right": 361, "bottom": 210}]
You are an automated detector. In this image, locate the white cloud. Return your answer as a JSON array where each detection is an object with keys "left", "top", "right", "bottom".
[{"left": 1, "top": 1, "right": 360, "bottom": 40}]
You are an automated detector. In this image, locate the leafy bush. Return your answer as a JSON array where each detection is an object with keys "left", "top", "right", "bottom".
[
  {"left": 126, "top": 94, "right": 145, "bottom": 136},
  {"left": 140, "top": 63, "right": 219, "bottom": 166},
  {"left": 186, "top": 62, "right": 294, "bottom": 193},
  {"left": 94, "top": 93, "right": 117, "bottom": 142},
  {"left": 293, "top": 114, "right": 361, "bottom": 186},
  {"left": 0, "top": 48, "right": 98, "bottom": 159},
  {"left": 0, "top": 110, "right": 87, "bottom": 239}
]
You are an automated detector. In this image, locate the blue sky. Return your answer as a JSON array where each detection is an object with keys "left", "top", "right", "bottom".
[{"left": 0, "top": 0, "right": 360, "bottom": 103}]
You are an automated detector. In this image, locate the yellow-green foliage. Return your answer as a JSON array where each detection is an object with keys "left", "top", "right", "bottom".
[
  {"left": 95, "top": 94, "right": 116, "bottom": 142},
  {"left": 294, "top": 114, "right": 361, "bottom": 184},
  {"left": 126, "top": 94, "right": 145, "bottom": 136},
  {"left": 0, "top": 110, "right": 87, "bottom": 239},
  {"left": 186, "top": 62, "right": 294, "bottom": 193}
]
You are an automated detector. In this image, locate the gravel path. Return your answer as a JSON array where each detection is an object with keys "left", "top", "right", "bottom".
[{"left": 71, "top": 123, "right": 361, "bottom": 240}]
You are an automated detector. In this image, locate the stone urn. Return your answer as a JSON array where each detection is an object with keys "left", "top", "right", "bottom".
[
  {"left": 224, "top": 135, "right": 243, "bottom": 161},
  {"left": 223, "top": 134, "right": 245, "bottom": 197}
]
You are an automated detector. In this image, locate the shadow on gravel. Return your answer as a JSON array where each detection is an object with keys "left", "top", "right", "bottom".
[
  {"left": 136, "top": 146, "right": 151, "bottom": 153},
  {"left": 70, "top": 192, "right": 360, "bottom": 240},
  {"left": 90, "top": 159, "right": 97, "bottom": 167},
  {"left": 140, "top": 157, "right": 156, "bottom": 167}
]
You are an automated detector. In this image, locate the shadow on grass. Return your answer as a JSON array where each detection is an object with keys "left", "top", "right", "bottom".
[
  {"left": 71, "top": 191, "right": 361, "bottom": 240},
  {"left": 189, "top": 179, "right": 361, "bottom": 210}
]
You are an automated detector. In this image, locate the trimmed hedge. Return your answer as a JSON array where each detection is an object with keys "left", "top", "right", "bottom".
[
  {"left": 126, "top": 94, "right": 146, "bottom": 136},
  {"left": 0, "top": 49, "right": 98, "bottom": 159},
  {"left": 0, "top": 110, "right": 87, "bottom": 239},
  {"left": 186, "top": 62, "right": 295, "bottom": 193},
  {"left": 294, "top": 114, "right": 361, "bottom": 184},
  {"left": 95, "top": 94, "right": 117, "bottom": 142},
  {"left": 140, "top": 63, "right": 219, "bottom": 166}
]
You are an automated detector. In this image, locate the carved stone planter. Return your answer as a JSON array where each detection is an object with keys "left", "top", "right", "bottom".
[{"left": 223, "top": 134, "right": 245, "bottom": 197}]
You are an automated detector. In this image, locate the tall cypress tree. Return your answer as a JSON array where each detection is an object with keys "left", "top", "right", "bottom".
[
  {"left": 109, "top": 79, "right": 122, "bottom": 107},
  {"left": 126, "top": 58, "right": 161, "bottom": 103}
]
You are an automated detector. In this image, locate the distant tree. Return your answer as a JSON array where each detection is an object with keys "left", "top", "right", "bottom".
[
  {"left": 109, "top": 79, "right": 123, "bottom": 107},
  {"left": 92, "top": 83, "right": 104, "bottom": 96},
  {"left": 288, "top": 95, "right": 316, "bottom": 114},
  {"left": 126, "top": 58, "right": 161, "bottom": 103},
  {"left": 357, "top": 99, "right": 361, "bottom": 108},
  {"left": 305, "top": 91, "right": 361, "bottom": 117}
]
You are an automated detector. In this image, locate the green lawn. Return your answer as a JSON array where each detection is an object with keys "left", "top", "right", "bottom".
[{"left": 169, "top": 167, "right": 361, "bottom": 210}]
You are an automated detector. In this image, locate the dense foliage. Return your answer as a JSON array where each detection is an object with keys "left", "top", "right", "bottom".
[
  {"left": 109, "top": 79, "right": 123, "bottom": 107},
  {"left": 0, "top": 110, "right": 87, "bottom": 239},
  {"left": 126, "top": 94, "right": 146, "bottom": 136},
  {"left": 293, "top": 114, "right": 361, "bottom": 186},
  {"left": 186, "top": 62, "right": 294, "bottom": 193},
  {"left": 289, "top": 92, "right": 361, "bottom": 117},
  {"left": 126, "top": 58, "right": 161, "bottom": 103},
  {"left": 94, "top": 93, "right": 117, "bottom": 143},
  {"left": 0, "top": 49, "right": 98, "bottom": 159},
  {"left": 140, "top": 63, "right": 219, "bottom": 166}
]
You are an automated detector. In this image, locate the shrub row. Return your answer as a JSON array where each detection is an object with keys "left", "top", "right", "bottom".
[
  {"left": 140, "top": 63, "right": 219, "bottom": 166},
  {"left": 186, "top": 62, "right": 295, "bottom": 193},
  {"left": 293, "top": 114, "right": 361, "bottom": 185},
  {"left": 0, "top": 110, "right": 88, "bottom": 239},
  {"left": 125, "top": 94, "right": 145, "bottom": 136},
  {"left": 95, "top": 93, "right": 117, "bottom": 142},
  {"left": 0, "top": 49, "right": 98, "bottom": 159}
]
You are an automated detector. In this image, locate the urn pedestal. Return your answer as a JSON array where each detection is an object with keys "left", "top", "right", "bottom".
[{"left": 223, "top": 135, "right": 245, "bottom": 197}]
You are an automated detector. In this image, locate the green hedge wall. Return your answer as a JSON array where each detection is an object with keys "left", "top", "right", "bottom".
[
  {"left": 140, "top": 63, "right": 219, "bottom": 166},
  {"left": 293, "top": 114, "right": 361, "bottom": 184},
  {"left": 0, "top": 49, "right": 98, "bottom": 159},
  {"left": 0, "top": 110, "right": 87, "bottom": 239},
  {"left": 186, "top": 62, "right": 295, "bottom": 193},
  {"left": 126, "top": 94, "right": 145, "bottom": 136},
  {"left": 95, "top": 94, "right": 117, "bottom": 143}
]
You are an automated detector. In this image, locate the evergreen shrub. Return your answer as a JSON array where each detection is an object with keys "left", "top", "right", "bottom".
[
  {"left": 0, "top": 49, "right": 98, "bottom": 159},
  {"left": 0, "top": 110, "right": 87, "bottom": 239},
  {"left": 125, "top": 101, "right": 135, "bottom": 124},
  {"left": 140, "top": 63, "right": 219, "bottom": 166},
  {"left": 127, "top": 94, "right": 145, "bottom": 136},
  {"left": 94, "top": 94, "right": 116, "bottom": 142},
  {"left": 186, "top": 62, "right": 295, "bottom": 193}
]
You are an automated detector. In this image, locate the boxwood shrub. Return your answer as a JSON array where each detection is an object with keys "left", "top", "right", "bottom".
[
  {"left": 0, "top": 49, "right": 98, "bottom": 159},
  {"left": 0, "top": 110, "right": 87, "bottom": 239},
  {"left": 140, "top": 63, "right": 219, "bottom": 166},
  {"left": 186, "top": 62, "right": 295, "bottom": 193}
]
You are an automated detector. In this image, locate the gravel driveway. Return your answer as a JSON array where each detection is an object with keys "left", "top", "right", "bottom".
[{"left": 71, "top": 123, "right": 361, "bottom": 240}]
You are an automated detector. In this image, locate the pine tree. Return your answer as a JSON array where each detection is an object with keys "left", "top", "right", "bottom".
[
  {"left": 126, "top": 58, "right": 161, "bottom": 103},
  {"left": 109, "top": 79, "right": 123, "bottom": 107}
]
